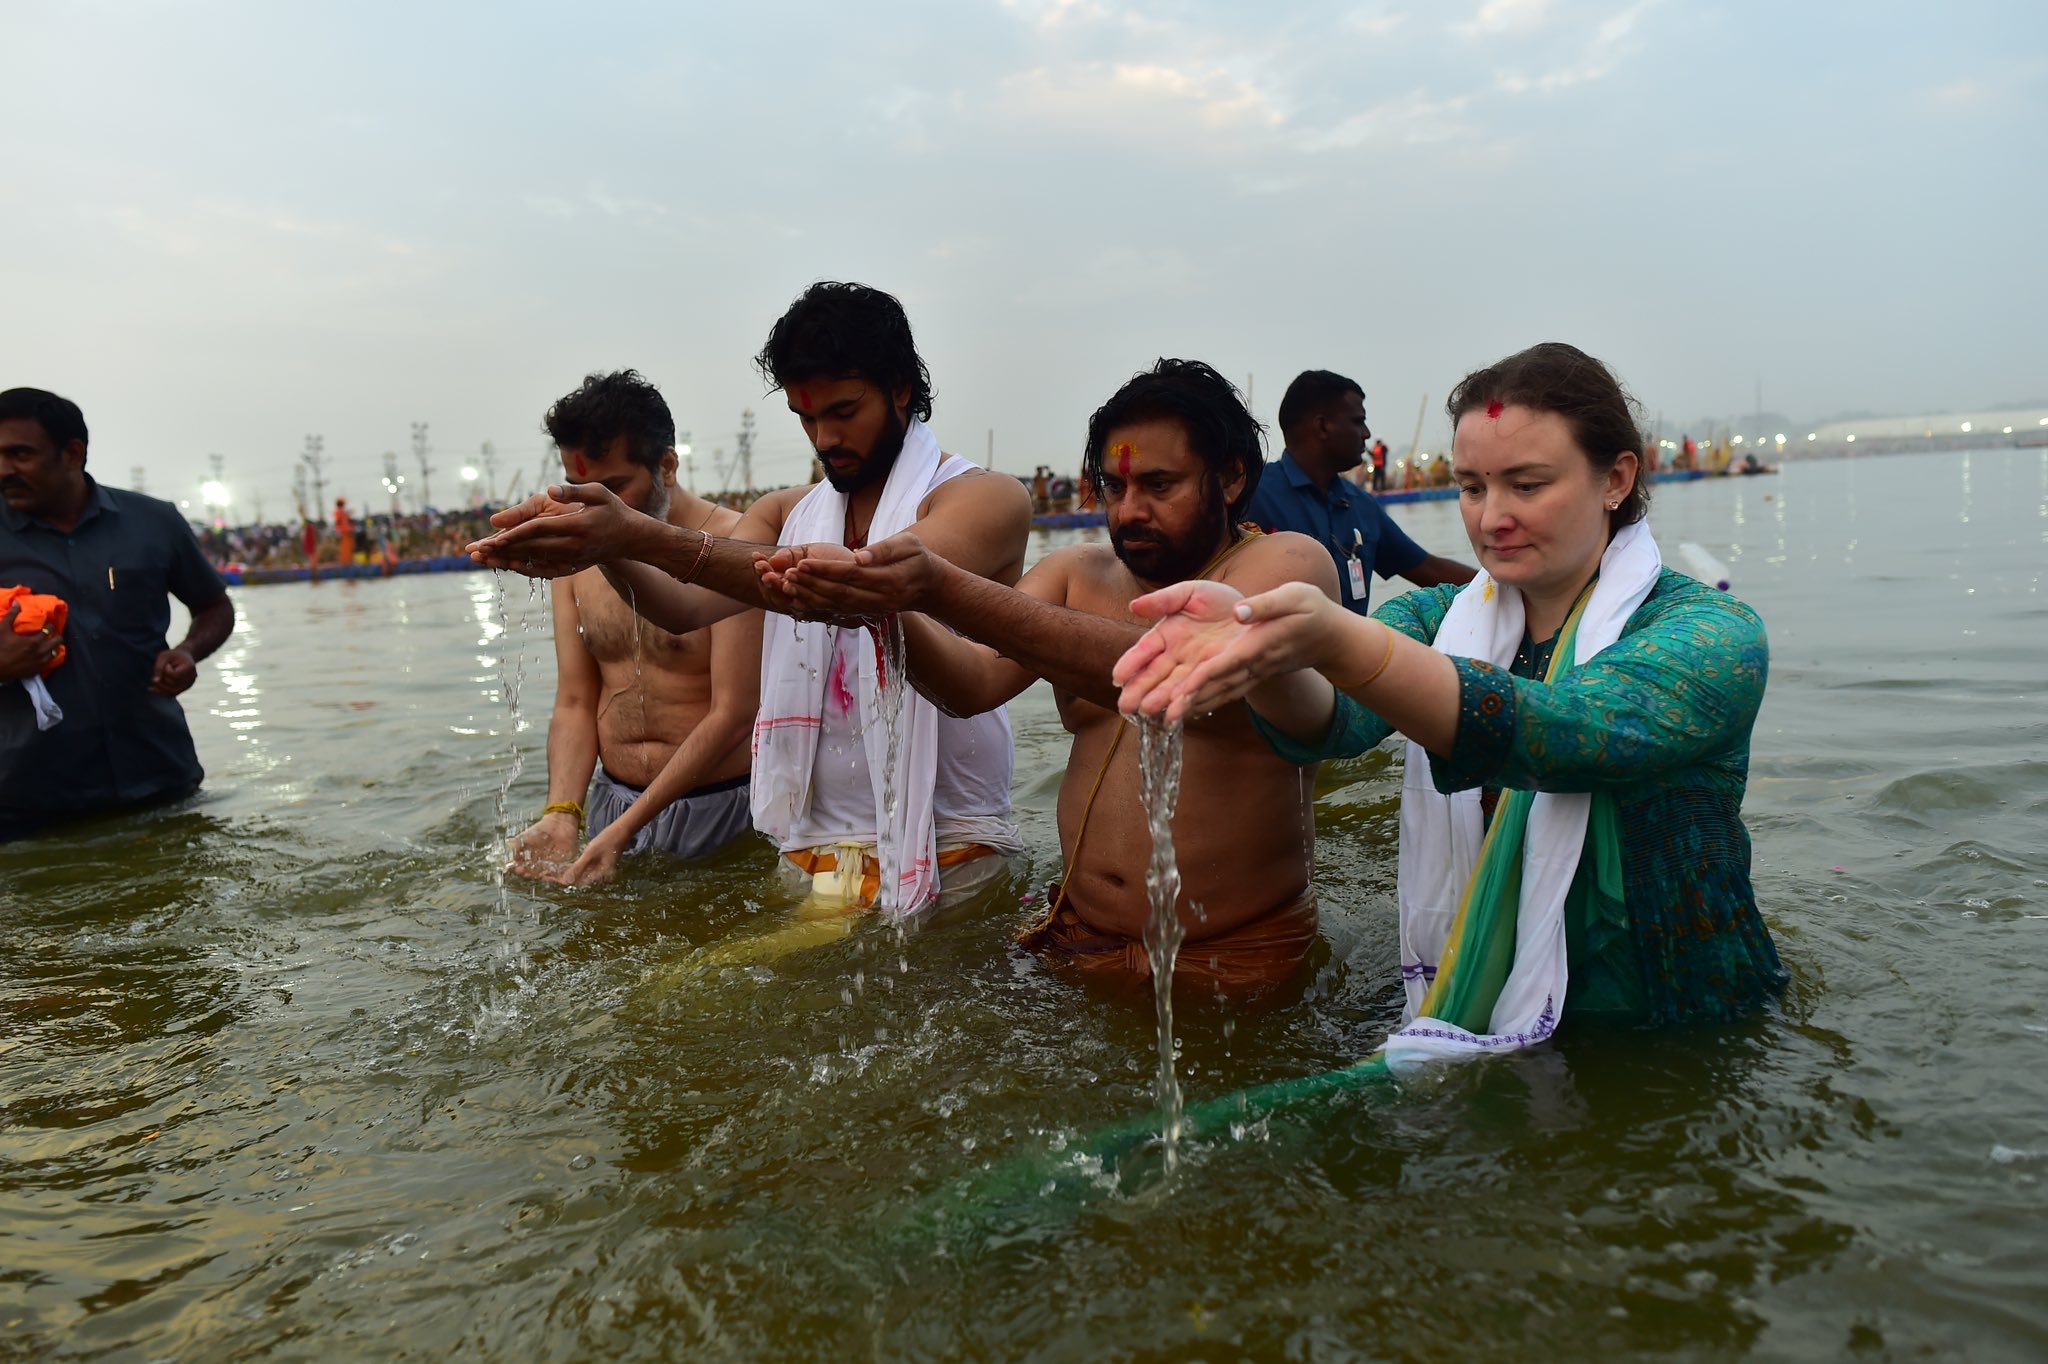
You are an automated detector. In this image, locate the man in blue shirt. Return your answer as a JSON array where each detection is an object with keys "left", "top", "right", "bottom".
[
  {"left": 1246, "top": 370, "right": 1472, "bottom": 613},
  {"left": 1, "top": 387, "right": 235, "bottom": 840}
]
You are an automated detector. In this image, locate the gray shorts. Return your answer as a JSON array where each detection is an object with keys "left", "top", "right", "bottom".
[{"left": 587, "top": 766, "right": 755, "bottom": 862}]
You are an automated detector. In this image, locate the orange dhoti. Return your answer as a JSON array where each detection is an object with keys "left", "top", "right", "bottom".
[{"left": 1018, "top": 886, "right": 1319, "bottom": 991}]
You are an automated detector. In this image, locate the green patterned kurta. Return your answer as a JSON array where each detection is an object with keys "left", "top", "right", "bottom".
[{"left": 1255, "top": 567, "right": 1784, "bottom": 1025}]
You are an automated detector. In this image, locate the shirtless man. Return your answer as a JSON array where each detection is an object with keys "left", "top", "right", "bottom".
[
  {"left": 474, "top": 284, "right": 1031, "bottom": 917},
  {"left": 507, "top": 370, "right": 760, "bottom": 886},
  {"left": 759, "top": 360, "right": 1342, "bottom": 991}
]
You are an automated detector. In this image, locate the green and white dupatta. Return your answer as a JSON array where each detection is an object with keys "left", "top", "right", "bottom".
[{"left": 1384, "top": 518, "right": 1661, "bottom": 1066}]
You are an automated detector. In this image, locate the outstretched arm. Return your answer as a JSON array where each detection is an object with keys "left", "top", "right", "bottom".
[
  {"left": 768, "top": 536, "right": 1143, "bottom": 712},
  {"left": 775, "top": 528, "right": 1343, "bottom": 716},
  {"left": 920, "top": 553, "right": 1144, "bottom": 712},
  {"left": 897, "top": 612, "right": 1039, "bottom": 717},
  {"left": 1117, "top": 581, "right": 1461, "bottom": 752},
  {"left": 468, "top": 485, "right": 795, "bottom": 628},
  {"left": 471, "top": 467, "right": 1029, "bottom": 625}
]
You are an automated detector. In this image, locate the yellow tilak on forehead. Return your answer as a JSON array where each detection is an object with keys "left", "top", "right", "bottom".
[{"left": 1111, "top": 440, "right": 1138, "bottom": 478}]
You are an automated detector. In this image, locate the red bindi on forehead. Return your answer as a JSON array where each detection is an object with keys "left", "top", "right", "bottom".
[{"left": 1485, "top": 400, "right": 1504, "bottom": 420}]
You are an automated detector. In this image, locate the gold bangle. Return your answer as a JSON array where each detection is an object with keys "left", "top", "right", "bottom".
[
  {"left": 1331, "top": 621, "right": 1398, "bottom": 691},
  {"left": 542, "top": 800, "right": 585, "bottom": 830}
]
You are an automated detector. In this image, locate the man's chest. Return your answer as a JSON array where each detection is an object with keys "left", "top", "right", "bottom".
[
  {"left": 572, "top": 576, "right": 706, "bottom": 667},
  {"left": 2, "top": 526, "right": 174, "bottom": 645}
]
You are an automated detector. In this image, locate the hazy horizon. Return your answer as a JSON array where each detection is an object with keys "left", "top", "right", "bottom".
[{"left": 6, "top": 0, "right": 2044, "bottom": 514}]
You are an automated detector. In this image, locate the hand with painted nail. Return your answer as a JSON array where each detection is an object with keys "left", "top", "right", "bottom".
[{"left": 1116, "top": 580, "right": 1339, "bottom": 722}]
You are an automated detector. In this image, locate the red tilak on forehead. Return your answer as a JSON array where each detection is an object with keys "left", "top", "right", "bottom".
[
  {"left": 1112, "top": 440, "right": 1135, "bottom": 478},
  {"left": 796, "top": 386, "right": 812, "bottom": 412},
  {"left": 1485, "top": 400, "right": 1504, "bottom": 420},
  {"left": 573, "top": 453, "right": 588, "bottom": 478}
]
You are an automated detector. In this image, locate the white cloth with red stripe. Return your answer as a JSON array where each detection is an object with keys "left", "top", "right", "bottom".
[{"left": 750, "top": 419, "right": 1019, "bottom": 917}]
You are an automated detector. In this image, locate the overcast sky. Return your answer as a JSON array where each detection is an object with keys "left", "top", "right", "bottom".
[{"left": 5, "top": 0, "right": 2044, "bottom": 515}]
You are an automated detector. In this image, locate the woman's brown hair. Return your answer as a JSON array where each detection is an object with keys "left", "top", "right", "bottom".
[{"left": 1446, "top": 342, "right": 1648, "bottom": 534}]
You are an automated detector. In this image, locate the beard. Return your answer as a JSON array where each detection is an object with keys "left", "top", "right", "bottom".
[
  {"left": 642, "top": 472, "right": 671, "bottom": 523},
  {"left": 819, "top": 406, "right": 907, "bottom": 494},
  {"left": 1111, "top": 477, "right": 1230, "bottom": 585}
]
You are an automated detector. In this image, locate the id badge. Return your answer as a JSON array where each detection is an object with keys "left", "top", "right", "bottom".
[{"left": 1346, "top": 558, "right": 1367, "bottom": 600}]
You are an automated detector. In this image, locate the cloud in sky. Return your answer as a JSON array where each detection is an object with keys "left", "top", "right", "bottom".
[{"left": 2, "top": 0, "right": 2044, "bottom": 511}]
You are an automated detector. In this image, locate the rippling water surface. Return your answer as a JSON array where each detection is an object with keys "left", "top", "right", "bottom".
[{"left": 5, "top": 450, "right": 2045, "bottom": 1360}]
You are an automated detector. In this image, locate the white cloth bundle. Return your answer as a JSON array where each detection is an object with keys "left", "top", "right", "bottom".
[{"left": 21, "top": 675, "right": 63, "bottom": 731}]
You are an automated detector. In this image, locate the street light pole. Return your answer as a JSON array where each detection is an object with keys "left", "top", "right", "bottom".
[
  {"left": 410, "top": 421, "right": 434, "bottom": 513},
  {"left": 302, "top": 434, "right": 329, "bottom": 519}
]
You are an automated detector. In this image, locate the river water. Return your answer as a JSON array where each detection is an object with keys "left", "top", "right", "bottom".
[{"left": 4, "top": 449, "right": 2044, "bottom": 1360}]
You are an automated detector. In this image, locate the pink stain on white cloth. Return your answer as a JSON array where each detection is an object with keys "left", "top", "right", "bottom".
[{"left": 828, "top": 641, "right": 857, "bottom": 716}]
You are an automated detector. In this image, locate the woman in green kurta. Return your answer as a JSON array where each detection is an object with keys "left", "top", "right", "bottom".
[{"left": 1114, "top": 342, "right": 1785, "bottom": 1030}]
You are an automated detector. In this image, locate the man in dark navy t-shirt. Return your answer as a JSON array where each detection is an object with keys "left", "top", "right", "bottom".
[
  {"left": 1246, "top": 370, "right": 1472, "bottom": 615},
  {"left": 0, "top": 387, "right": 236, "bottom": 839}
]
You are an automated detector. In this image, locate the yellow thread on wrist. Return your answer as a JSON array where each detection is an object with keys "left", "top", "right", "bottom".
[
  {"left": 1331, "top": 621, "right": 1398, "bottom": 692},
  {"left": 543, "top": 800, "right": 585, "bottom": 830}
]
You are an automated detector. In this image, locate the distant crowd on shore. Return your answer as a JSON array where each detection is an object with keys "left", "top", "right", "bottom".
[{"left": 195, "top": 506, "right": 504, "bottom": 573}]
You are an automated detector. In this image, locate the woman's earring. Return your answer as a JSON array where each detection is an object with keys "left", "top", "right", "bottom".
[{"left": 1607, "top": 500, "right": 1619, "bottom": 510}]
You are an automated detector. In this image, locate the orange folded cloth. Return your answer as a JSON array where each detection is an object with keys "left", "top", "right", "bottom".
[{"left": 3, "top": 585, "right": 67, "bottom": 674}]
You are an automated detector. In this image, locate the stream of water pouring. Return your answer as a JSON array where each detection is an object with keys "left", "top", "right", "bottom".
[
  {"left": 1138, "top": 715, "right": 1187, "bottom": 1171},
  {"left": 872, "top": 613, "right": 909, "bottom": 933},
  {"left": 488, "top": 574, "right": 532, "bottom": 919},
  {"left": 478, "top": 574, "right": 539, "bottom": 1038}
]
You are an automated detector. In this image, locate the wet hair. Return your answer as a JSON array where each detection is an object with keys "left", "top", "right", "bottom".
[
  {"left": 0, "top": 387, "right": 89, "bottom": 452},
  {"left": 1446, "top": 342, "right": 1649, "bottom": 532},
  {"left": 1081, "top": 359, "right": 1265, "bottom": 520},
  {"left": 755, "top": 281, "right": 933, "bottom": 422},
  {"left": 1276, "top": 369, "right": 1364, "bottom": 439},
  {"left": 543, "top": 370, "right": 675, "bottom": 473}
]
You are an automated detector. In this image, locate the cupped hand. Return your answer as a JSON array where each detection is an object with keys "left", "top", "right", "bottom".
[
  {"left": 552, "top": 836, "right": 624, "bottom": 888},
  {"left": 507, "top": 812, "right": 579, "bottom": 880},
  {"left": 754, "top": 541, "right": 858, "bottom": 609},
  {"left": 466, "top": 484, "right": 639, "bottom": 577},
  {"left": 1111, "top": 580, "right": 1250, "bottom": 719},
  {"left": 150, "top": 647, "right": 197, "bottom": 697},
  {"left": 758, "top": 532, "right": 937, "bottom": 619},
  {"left": 1115, "top": 580, "right": 1339, "bottom": 722}
]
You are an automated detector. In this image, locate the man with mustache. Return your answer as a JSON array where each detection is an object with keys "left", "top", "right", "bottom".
[
  {"left": 471, "top": 283, "right": 1030, "bottom": 922},
  {"left": 1, "top": 387, "right": 236, "bottom": 840},
  {"left": 1249, "top": 370, "right": 1472, "bottom": 615},
  {"left": 758, "top": 360, "right": 1342, "bottom": 992},
  {"left": 504, "top": 371, "right": 762, "bottom": 887}
]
